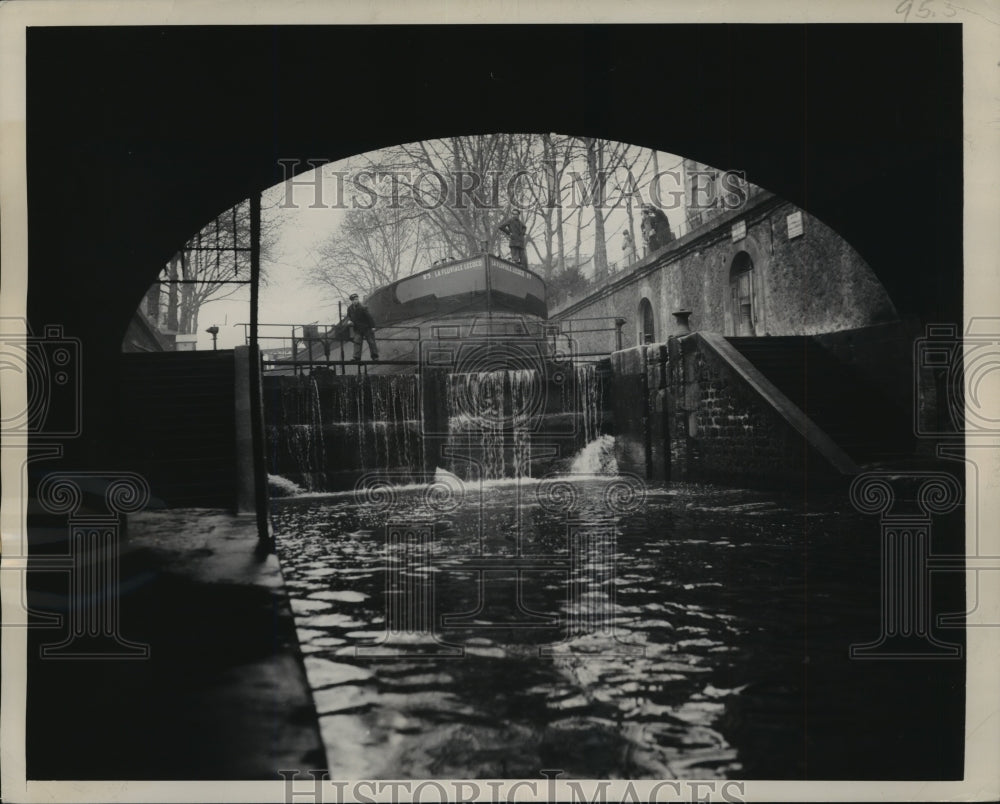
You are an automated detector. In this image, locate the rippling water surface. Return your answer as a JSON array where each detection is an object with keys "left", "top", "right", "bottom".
[{"left": 272, "top": 477, "right": 962, "bottom": 780}]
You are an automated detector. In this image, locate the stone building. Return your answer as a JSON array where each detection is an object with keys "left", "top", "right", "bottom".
[
  {"left": 555, "top": 189, "right": 896, "bottom": 348},
  {"left": 554, "top": 188, "right": 921, "bottom": 488}
]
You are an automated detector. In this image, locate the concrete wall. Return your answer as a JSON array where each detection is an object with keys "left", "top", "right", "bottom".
[
  {"left": 609, "top": 347, "right": 650, "bottom": 478},
  {"left": 667, "top": 335, "right": 854, "bottom": 487},
  {"left": 117, "top": 350, "right": 238, "bottom": 507},
  {"left": 812, "top": 320, "right": 919, "bottom": 421},
  {"left": 608, "top": 334, "right": 858, "bottom": 489},
  {"left": 553, "top": 193, "right": 898, "bottom": 355}
]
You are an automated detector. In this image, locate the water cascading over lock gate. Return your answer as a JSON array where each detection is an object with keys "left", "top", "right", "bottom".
[{"left": 263, "top": 362, "right": 608, "bottom": 491}]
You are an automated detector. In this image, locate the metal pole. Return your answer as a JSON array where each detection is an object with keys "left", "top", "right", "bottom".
[
  {"left": 338, "top": 301, "right": 345, "bottom": 375},
  {"left": 250, "top": 195, "right": 260, "bottom": 352},
  {"left": 248, "top": 192, "right": 271, "bottom": 549}
]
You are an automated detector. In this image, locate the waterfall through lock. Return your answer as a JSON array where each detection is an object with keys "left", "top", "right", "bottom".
[
  {"left": 265, "top": 358, "right": 612, "bottom": 491},
  {"left": 446, "top": 369, "right": 538, "bottom": 481},
  {"left": 273, "top": 377, "right": 328, "bottom": 491},
  {"left": 369, "top": 374, "right": 420, "bottom": 477},
  {"left": 267, "top": 373, "right": 422, "bottom": 490},
  {"left": 569, "top": 434, "right": 618, "bottom": 475},
  {"left": 575, "top": 362, "right": 603, "bottom": 445},
  {"left": 443, "top": 362, "right": 608, "bottom": 482}
]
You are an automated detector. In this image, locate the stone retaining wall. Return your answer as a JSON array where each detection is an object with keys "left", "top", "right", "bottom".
[{"left": 609, "top": 334, "right": 858, "bottom": 489}]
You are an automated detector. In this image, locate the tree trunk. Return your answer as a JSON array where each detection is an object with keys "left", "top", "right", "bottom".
[
  {"left": 556, "top": 199, "right": 565, "bottom": 274},
  {"left": 574, "top": 209, "right": 583, "bottom": 272},
  {"left": 585, "top": 138, "right": 608, "bottom": 281},
  {"left": 179, "top": 247, "right": 195, "bottom": 335},
  {"left": 546, "top": 133, "right": 568, "bottom": 276},
  {"left": 536, "top": 134, "right": 556, "bottom": 279},
  {"left": 166, "top": 254, "right": 179, "bottom": 333},
  {"left": 626, "top": 196, "right": 636, "bottom": 264},
  {"left": 593, "top": 208, "right": 608, "bottom": 280}
]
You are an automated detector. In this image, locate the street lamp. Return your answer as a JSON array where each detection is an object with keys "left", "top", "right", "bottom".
[{"left": 206, "top": 325, "right": 219, "bottom": 350}]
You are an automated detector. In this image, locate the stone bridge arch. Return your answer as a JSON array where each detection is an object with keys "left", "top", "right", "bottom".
[{"left": 23, "top": 25, "right": 960, "bottom": 470}]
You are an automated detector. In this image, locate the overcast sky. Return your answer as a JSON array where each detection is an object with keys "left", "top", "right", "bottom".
[
  {"left": 183, "top": 142, "right": 694, "bottom": 351},
  {"left": 194, "top": 181, "right": 347, "bottom": 351}
]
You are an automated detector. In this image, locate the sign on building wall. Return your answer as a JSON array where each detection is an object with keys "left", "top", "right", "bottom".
[
  {"left": 731, "top": 220, "right": 746, "bottom": 242},
  {"left": 787, "top": 211, "right": 804, "bottom": 239}
]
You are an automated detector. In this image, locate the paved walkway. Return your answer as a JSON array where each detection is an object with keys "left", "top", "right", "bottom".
[{"left": 27, "top": 509, "right": 324, "bottom": 780}]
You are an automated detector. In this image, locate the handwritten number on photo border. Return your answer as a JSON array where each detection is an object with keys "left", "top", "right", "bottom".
[{"left": 896, "top": 0, "right": 958, "bottom": 22}]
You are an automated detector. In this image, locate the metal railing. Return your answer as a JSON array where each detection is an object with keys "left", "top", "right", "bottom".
[
  {"left": 242, "top": 322, "right": 423, "bottom": 375},
  {"left": 249, "top": 314, "right": 630, "bottom": 374},
  {"left": 553, "top": 316, "right": 629, "bottom": 355}
]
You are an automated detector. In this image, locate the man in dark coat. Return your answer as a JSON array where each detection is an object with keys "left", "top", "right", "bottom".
[
  {"left": 497, "top": 209, "right": 527, "bottom": 265},
  {"left": 649, "top": 205, "right": 675, "bottom": 247},
  {"left": 641, "top": 204, "right": 675, "bottom": 253},
  {"left": 640, "top": 205, "right": 657, "bottom": 252},
  {"left": 346, "top": 293, "right": 379, "bottom": 361}
]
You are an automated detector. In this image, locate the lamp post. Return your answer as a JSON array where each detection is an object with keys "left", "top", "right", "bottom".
[
  {"left": 338, "top": 301, "right": 346, "bottom": 374},
  {"left": 205, "top": 325, "right": 219, "bottom": 350}
]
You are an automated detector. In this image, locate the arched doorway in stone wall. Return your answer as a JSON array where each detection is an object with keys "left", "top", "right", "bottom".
[
  {"left": 639, "top": 298, "right": 656, "bottom": 344},
  {"left": 729, "top": 251, "right": 756, "bottom": 336}
]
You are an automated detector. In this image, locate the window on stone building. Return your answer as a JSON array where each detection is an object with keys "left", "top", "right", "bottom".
[
  {"left": 729, "top": 252, "right": 755, "bottom": 336},
  {"left": 639, "top": 298, "right": 655, "bottom": 344}
]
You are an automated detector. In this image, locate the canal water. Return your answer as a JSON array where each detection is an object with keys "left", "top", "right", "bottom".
[{"left": 271, "top": 462, "right": 965, "bottom": 781}]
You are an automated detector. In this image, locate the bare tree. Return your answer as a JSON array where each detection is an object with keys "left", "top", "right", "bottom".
[
  {"left": 161, "top": 198, "right": 277, "bottom": 335},
  {"left": 303, "top": 134, "right": 669, "bottom": 307},
  {"left": 382, "top": 135, "right": 543, "bottom": 261},
  {"left": 572, "top": 137, "right": 648, "bottom": 280},
  {"left": 309, "top": 202, "right": 426, "bottom": 298},
  {"left": 527, "top": 133, "right": 577, "bottom": 280}
]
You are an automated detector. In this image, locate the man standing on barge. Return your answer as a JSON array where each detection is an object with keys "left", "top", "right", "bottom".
[
  {"left": 346, "top": 293, "right": 379, "bottom": 362},
  {"left": 497, "top": 209, "right": 527, "bottom": 266}
]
